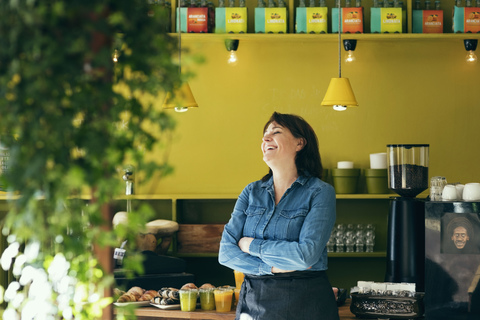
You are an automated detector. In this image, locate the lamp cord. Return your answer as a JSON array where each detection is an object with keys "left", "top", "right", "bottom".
[
  {"left": 338, "top": 0, "right": 341, "bottom": 78},
  {"left": 178, "top": 0, "right": 182, "bottom": 75}
]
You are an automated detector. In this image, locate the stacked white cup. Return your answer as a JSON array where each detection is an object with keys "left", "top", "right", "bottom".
[
  {"left": 463, "top": 183, "right": 480, "bottom": 201},
  {"left": 441, "top": 185, "right": 458, "bottom": 201}
]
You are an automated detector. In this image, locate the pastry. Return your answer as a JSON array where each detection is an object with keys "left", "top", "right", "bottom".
[
  {"left": 180, "top": 283, "right": 198, "bottom": 290},
  {"left": 199, "top": 283, "right": 215, "bottom": 289},
  {"left": 138, "top": 290, "right": 159, "bottom": 301},
  {"left": 127, "top": 286, "right": 145, "bottom": 299},
  {"left": 117, "top": 292, "right": 137, "bottom": 302}
]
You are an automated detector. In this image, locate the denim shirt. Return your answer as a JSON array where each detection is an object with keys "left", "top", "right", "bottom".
[{"left": 218, "top": 174, "right": 336, "bottom": 276}]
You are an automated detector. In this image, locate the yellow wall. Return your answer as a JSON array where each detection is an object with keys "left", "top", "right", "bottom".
[{"left": 139, "top": 34, "right": 480, "bottom": 195}]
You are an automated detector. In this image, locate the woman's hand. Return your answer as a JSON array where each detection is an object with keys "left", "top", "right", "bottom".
[
  {"left": 271, "top": 266, "right": 295, "bottom": 273},
  {"left": 238, "top": 237, "right": 254, "bottom": 254}
]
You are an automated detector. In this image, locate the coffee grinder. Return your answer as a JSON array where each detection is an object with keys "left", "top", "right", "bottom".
[{"left": 385, "top": 144, "right": 429, "bottom": 292}]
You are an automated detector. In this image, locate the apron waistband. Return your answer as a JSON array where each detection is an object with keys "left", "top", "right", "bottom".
[{"left": 245, "top": 270, "right": 326, "bottom": 280}]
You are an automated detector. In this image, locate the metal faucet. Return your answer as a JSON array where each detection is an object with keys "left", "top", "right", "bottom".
[{"left": 122, "top": 165, "right": 135, "bottom": 195}]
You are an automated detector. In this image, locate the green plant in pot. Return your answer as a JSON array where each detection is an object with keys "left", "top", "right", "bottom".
[{"left": 0, "top": 1, "right": 200, "bottom": 319}]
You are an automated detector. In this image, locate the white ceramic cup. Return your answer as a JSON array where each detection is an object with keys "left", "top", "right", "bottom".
[
  {"left": 462, "top": 183, "right": 480, "bottom": 201},
  {"left": 455, "top": 184, "right": 465, "bottom": 200},
  {"left": 369, "top": 153, "right": 387, "bottom": 169},
  {"left": 337, "top": 161, "right": 354, "bottom": 169},
  {"left": 442, "top": 185, "right": 458, "bottom": 201}
]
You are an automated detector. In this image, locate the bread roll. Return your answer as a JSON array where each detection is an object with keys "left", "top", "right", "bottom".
[
  {"left": 180, "top": 283, "right": 198, "bottom": 290},
  {"left": 199, "top": 283, "right": 215, "bottom": 289},
  {"left": 127, "top": 286, "right": 145, "bottom": 299}
]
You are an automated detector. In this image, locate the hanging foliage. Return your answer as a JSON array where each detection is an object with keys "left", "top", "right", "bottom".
[{"left": 0, "top": 1, "right": 190, "bottom": 318}]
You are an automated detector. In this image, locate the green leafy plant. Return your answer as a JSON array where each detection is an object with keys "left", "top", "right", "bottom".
[{"left": 0, "top": 1, "right": 190, "bottom": 318}]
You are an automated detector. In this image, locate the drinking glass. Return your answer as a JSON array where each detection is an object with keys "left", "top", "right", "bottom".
[
  {"left": 179, "top": 289, "right": 198, "bottom": 312},
  {"left": 214, "top": 288, "right": 234, "bottom": 312},
  {"left": 199, "top": 288, "right": 215, "bottom": 311}
]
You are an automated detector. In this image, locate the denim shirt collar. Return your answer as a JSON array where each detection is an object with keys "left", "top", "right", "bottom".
[{"left": 261, "top": 173, "right": 311, "bottom": 192}]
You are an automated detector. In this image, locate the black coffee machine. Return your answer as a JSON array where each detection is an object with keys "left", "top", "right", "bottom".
[{"left": 385, "top": 144, "right": 429, "bottom": 292}]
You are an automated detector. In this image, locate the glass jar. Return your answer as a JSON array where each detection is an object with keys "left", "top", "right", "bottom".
[{"left": 387, "top": 144, "right": 429, "bottom": 197}]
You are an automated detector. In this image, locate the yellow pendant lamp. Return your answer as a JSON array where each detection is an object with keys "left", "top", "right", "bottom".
[
  {"left": 162, "top": 82, "right": 198, "bottom": 112},
  {"left": 322, "top": 78, "right": 357, "bottom": 111},
  {"left": 321, "top": 1, "right": 358, "bottom": 111},
  {"left": 162, "top": 0, "right": 198, "bottom": 112}
]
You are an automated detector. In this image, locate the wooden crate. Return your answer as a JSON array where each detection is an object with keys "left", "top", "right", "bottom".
[{"left": 176, "top": 224, "right": 225, "bottom": 254}]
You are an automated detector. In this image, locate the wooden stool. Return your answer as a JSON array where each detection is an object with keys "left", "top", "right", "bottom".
[{"left": 144, "top": 220, "right": 179, "bottom": 255}]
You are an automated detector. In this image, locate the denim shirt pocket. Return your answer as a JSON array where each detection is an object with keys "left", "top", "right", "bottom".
[
  {"left": 244, "top": 206, "right": 266, "bottom": 237},
  {"left": 276, "top": 208, "right": 309, "bottom": 241}
]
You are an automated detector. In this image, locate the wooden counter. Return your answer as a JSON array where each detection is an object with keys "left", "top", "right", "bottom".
[{"left": 114, "top": 300, "right": 356, "bottom": 320}]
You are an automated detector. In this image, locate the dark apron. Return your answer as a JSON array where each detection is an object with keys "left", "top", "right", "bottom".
[{"left": 235, "top": 271, "right": 340, "bottom": 320}]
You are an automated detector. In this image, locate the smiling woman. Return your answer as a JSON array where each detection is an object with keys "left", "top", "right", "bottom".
[
  {"left": 261, "top": 112, "right": 324, "bottom": 183},
  {"left": 219, "top": 112, "right": 339, "bottom": 320},
  {"left": 261, "top": 122, "right": 304, "bottom": 174}
]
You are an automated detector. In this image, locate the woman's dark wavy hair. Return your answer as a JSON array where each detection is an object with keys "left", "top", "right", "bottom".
[{"left": 261, "top": 112, "right": 323, "bottom": 182}]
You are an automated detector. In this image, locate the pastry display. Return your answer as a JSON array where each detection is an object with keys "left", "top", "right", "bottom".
[
  {"left": 116, "top": 286, "right": 154, "bottom": 303},
  {"left": 152, "top": 283, "right": 204, "bottom": 308}
]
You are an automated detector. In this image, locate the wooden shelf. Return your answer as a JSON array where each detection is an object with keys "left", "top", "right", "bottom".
[
  {"left": 177, "top": 32, "right": 480, "bottom": 43},
  {"left": 175, "top": 253, "right": 220, "bottom": 258},
  {"left": 167, "top": 0, "right": 476, "bottom": 38},
  {"left": 328, "top": 251, "right": 387, "bottom": 258},
  {"left": 336, "top": 194, "right": 395, "bottom": 199},
  {"left": 79, "top": 192, "right": 426, "bottom": 201}
]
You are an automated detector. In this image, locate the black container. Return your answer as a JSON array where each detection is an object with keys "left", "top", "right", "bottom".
[{"left": 385, "top": 197, "right": 426, "bottom": 292}]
